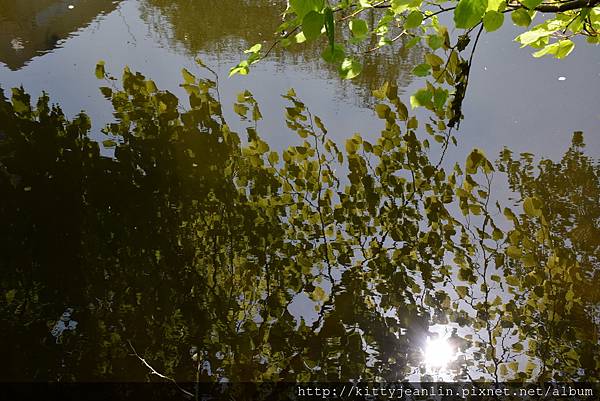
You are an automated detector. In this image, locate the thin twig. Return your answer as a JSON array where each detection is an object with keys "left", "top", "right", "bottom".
[
  {"left": 262, "top": 26, "right": 300, "bottom": 60},
  {"left": 128, "top": 340, "right": 194, "bottom": 398}
]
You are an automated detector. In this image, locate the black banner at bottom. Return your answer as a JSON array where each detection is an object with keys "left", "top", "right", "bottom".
[{"left": 1, "top": 382, "right": 598, "bottom": 401}]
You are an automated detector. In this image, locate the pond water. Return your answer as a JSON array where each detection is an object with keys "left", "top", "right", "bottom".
[
  {"left": 1, "top": 0, "right": 598, "bottom": 157},
  {"left": 1, "top": 0, "right": 598, "bottom": 385}
]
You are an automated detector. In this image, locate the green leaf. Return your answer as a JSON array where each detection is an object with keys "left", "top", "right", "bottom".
[
  {"left": 245, "top": 43, "right": 262, "bottom": 54},
  {"left": 483, "top": 10, "right": 504, "bottom": 32},
  {"left": 465, "top": 148, "right": 488, "bottom": 173},
  {"left": 303, "top": 11, "right": 324, "bottom": 41},
  {"left": 339, "top": 58, "right": 363, "bottom": 79},
  {"left": 486, "top": 0, "right": 504, "bottom": 10},
  {"left": 511, "top": 9, "right": 532, "bottom": 27},
  {"left": 406, "top": 36, "right": 421, "bottom": 49},
  {"left": 410, "top": 89, "right": 432, "bottom": 108},
  {"left": 145, "top": 80, "right": 158, "bottom": 93},
  {"left": 407, "top": 116, "right": 418, "bottom": 128},
  {"left": 555, "top": 39, "right": 575, "bottom": 58},
  {"left": 268, "top": 151, "right": 279, "bottom": 165},
  {"left": 321, "top": 44, "right": 345, "bottom": 63},
  {"left": 373, "top": 82, "right": 388, "bottom": 99},
  {"left": 346, "top": 138, "right": 358, "bottom": 154},
  {"left": 456, "top": 286, "right": 468, "bottom": 298},
  {"left": 405, "top": 10, "right": 423, "bottom": 29},
  {"left": 533, "top": 39, "right": 574, "bottom": 59},
  {"left": 182, "top": 68, "right": 196, "bottom": 84},
  {"left": 294, "top": 31, "right": 307, "bottom": 44},
  {"left": 427, "top": 35, "right": 445, "bottom": 50},
  {"left": 229, "top": 65, "right": 249, "bottom": 77},
  {"left": 507, "top": 246, "right": 522, "bottom": 258},
  {"left": 412, "top": 63, "right": 431, "bottom": 77},
  {"left": 375, "top": 103, "right": 391, "bottom": 118},
  {"left": 350, "top": 19, "right": 369, "bottom": 40},
  {"left": 396, "top": 100, "right": 409, "bottom": 121},
  {"left": 454, "top": 0, "right": 488, "bottom": 29},
  {"left": 516, "top": 29, "right": 552, "bottom": 46},
  {"left": 234, "top": 102, "right": 249, "bottom": 117},
  {"left": 520, "top": 0, "right": 543, "bottom": 9},
  {"left": 391, "top": 0, "right": 414, "bottom": 13},
  {"left": 99, "top": 87, "right": 112, "bottom": 98},
  {"left": 95, "top": 61, "right": 106, "bottom": 79},
  {"left": 311, "top": 286, "right": 328, "bottom": 302},
  {"left": 425, "top": 53, "right": 444, "bottom": 67},
  {"left": 565, "top": 288, "right": 574, "bottom": 302},
  {"left": 252, "top": 105, "right": 262, "bottom": 121},
  {"left": 523, "top": 197, "right": 543, "bottom": 217},
  {"left": 5, "top": 289, "right": 16, "bottom": 304},
  {"left": 433, "top": 88, "right": 449, "bottom": 110},
  {"left": 522, "top": 253, "right": 536, "bottom": 267},
  {"left": 290, "top": 0, "right": 324, "bottom": 19}
]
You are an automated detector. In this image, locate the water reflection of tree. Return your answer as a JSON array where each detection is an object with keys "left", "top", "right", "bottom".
[
  {"left": 137, "top": 0, "right": 422, "bottom": 107},
  {"left": 0, "top": 70, "right": 598, "bottom": 386},
  {"left": 496, "top": 135, "right": 600, "bottom": 381},
  {"left": 0, "top": 75, "right": 429, "bottom": 383}
]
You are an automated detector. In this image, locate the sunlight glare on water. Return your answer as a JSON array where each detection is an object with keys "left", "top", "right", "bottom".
[{"left": 423, "top": 335, "right": 457, "bottom": 371}]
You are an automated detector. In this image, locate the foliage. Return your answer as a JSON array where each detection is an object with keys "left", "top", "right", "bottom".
[
  {"left": 496, "top": 133, "right": 600, "bottom": 381},
  {"left": 231, "top": 0, "right": 600, "bottom": 127},
  {"left": 438, "top": 134, "right": 600, "bottom": 382},
  {"left": 1, "top": 64, "right": 598, "bottom": 389}
]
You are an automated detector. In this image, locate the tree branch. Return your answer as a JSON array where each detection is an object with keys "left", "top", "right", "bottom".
[
  {"left": 514, "top": 0, "right": 600, "bottom": 12},
  {"left": 128, "top": 341, "right": 194, "bottom": 398}
]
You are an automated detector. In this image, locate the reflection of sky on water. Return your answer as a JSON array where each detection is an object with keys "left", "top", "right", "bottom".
[
  {"left": 0, "top": 0, "right": 391, "bottom": 151},
  {"left": 459, "top": 24, "right": 600, "bottom": 161},
  {"left": 0, "top": 0, "right": 597, "bottom": 162}
]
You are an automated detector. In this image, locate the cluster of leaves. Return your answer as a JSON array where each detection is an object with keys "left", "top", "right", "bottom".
[
  {"left": 231, "top": 0, "right": 599, "bottom": 129},
  {"left": 1, "top": 64, "right": 598, "bottom": 389},
  {"left": 0, "top": 68, "right": 443, "bottom": 383},
  {"left": 234, "top": 0, "right": 600, "bottom": 68},
  {"left": 435, "top": 136, "right": 600, "bottom": 382},
  {"left": 494, "top": 134, "right": 600, "bottom": 381}
]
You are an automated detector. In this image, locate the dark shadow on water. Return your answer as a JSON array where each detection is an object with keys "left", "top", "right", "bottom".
[{"left": 0, "top": 0, "right": 120, "bottom": 70}]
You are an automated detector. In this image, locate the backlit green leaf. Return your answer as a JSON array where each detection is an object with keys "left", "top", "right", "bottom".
[
  {"left": 483, "top": 10, "right": 504, "bottom": 32},
  {"left": 405, "top": 11, "right": 423, "bottom": 29},
  {"left": 410, "top": 88, "right": 432, "bottom": 108},
  {"left": 511, "top": 9, "right": 532, "bottom": 26},
  {"left": 350, "top": 19, "right": 369, "bottom": 40},
  {"left": 412, "top": 63, "right": 431, "bottom": 77},
  {"left": 321, "top": 44, "right": 345, "bottom": 63},
  {"left": 290, "top": 0, "right": 324, "bottom": 19},
  {"left": 454, "top": 0, "right": 488, "bottom": 29},
  {"left": 427, "top": 35, "right": 445, "bottom": 50},
  {"left": 533, "top": 39, "right": 575, "bottom": 58},
  {"left": 339, "top": 58, "right": 363, "bottom": 79},
  {"left": 520, "top": 0, "right": 543, "bottom": 9},
  {"left": 303, "top": 11, "right": 325, "bottom": 41}
]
